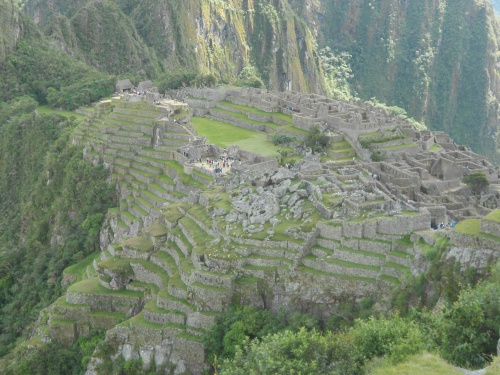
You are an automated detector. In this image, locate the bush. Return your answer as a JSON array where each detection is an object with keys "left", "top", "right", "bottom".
[
  {"left": 156, "top": 70, "right": 197, "bottom": 92},
  {"left": 463, "top": 172, "right": 490, "bottom": 195},
  {"left": 272, "top": 133, "right": 297, "bottom": 145},
  {"left": 349, "top": 315, "right": 430, "bottom": 365},
  {"left": 304, "top": 126, "right": 331, "bottom": 153},
  {"left": 236, "top": 65, "right": 264, "bottom": 88},
  {"left": 219, "top": 328, "right": 360, "bottom": 375}
]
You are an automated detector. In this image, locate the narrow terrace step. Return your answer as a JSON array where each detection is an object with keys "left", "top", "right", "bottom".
[
  {"left": 191, "top": 269, "right": 233, "bottom": 289},
  {"left": 302, "top": 254, "right": 379, "bottom": 278},
  {"left": 114, "top": 157, "right": 132, "bottom": 168},
  {"left": 178, "top": 217, "right": 211, "bottom": 248},
  {"left": 122, "top": 174, "right": 147, "bottom": 190},
  {"left": 233, "top": 243, "right": 299, "bottom": 261},
  {"left": 109, "top": 128, "right": 145, "bottom": 138},
  {"left": 169, "top": 230, "right": 192, "bottom": 258},
  {"left": 109, "top": 113, "right": 155, "bottom": 126},
  {"left": 156, "top": 175, "right": 175, "bottom": 190},
  {"left": 140, "top": 189, "right": 168, "bottom": 208},
  {"left": 130, "top": 261, "right": 169, "bottom": 289},
  {"left": 129, "top": 202, "right": 149, "bottom": 218},
  {"left": 245, "top": 254, "right": 294, "bottom": 269},
  {"left": 120, "top": 210, "right": 138, "bottom": 227},
  {"left": 136, "top": 195, "right": 155, "bottom": 213},
  {"left": 168, "top": 272, "right": 188, "bottom": 299},
  {"left": 148, "top": 182, "right": 175, "bottom": 200},
  {"left": 108, "top": 134, "right": 151, "bottom": 146},
  {"left": 165, "top": 240, "right": 187, "bottom": 268},
  {"left": 157, "top": 289, "right": 196, "bottom": 315},
  {"left": 327, "top": 247, "right": 385, "bottom": 268},
  {"left": 133, "top": 154, "right": 168, "bottom": 170},
  {"left": 150, "top": 251, "right": 177, "bottom": 277},
  {"left": 137, "top": 147, "right": 175, "bottom": 161},
  {"left": 114, "top": 107, "right": 161, "bottom": 118},
  {"left": 144, "top": 300, "right": 186, "bottom": 325},
  {"left": 129, "top": 167, "right": 156, "bottom": 184},
  {"left": 297, "top": 265, "right": 377, "bottom": 284},
  {"left": 132, "top": 160, "right": 163, "bottom": 175}
]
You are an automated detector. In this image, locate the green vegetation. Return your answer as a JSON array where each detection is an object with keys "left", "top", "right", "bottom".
[
  {"left": 0, "top": 97, "right": 115, "bottom": 356},
  {"left": 369, "top": 352, "right": 462, "bottom": 375},
  {"left": 303, "top": 126, "right": 331, "bottom": 153},
  {"left": 235, "top": 65, "right": 264, "bottom": 88},
  {"left": 463, "top": 172, "right": 490, "bottom": 195},
  {"left": 208, "top": 264, "right": 500, "bottom": 372},
  {"left": 191, "top": 116, "right": 280, "bottom": 156},
  {"left": 272, "top": 133, "right": 297, "bottom": 145},
  {"left": 1, "top": 329, "right": 105, "bottom": 375},
  {"left": 0, "top": 37, "right": 114, "bottom": 109},
  {"left": 454, "top": 219, "right": 481, "bottom": 235},
  {"left": 485, "top": 209, "right": 500, "bottom": 223}
]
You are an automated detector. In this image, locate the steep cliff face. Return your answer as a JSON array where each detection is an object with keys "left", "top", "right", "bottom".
[
  {"left": 0, "top": 1, "right": 28, "bottom": 63},
  {"left": 24, "top": 0, "right": 163, "bottom": 77},
  {"left": 315, "top": 0, "right": 500, "bottom": 161},
  {"left": 24, "top": 0, "right": 326, "bottom": 93}
]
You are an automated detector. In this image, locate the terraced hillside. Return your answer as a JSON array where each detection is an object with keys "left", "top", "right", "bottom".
[{"left": 31, "top": 88, "right": 500, "bottom": 374}]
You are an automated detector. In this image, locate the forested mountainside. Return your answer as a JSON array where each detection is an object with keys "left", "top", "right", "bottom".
[{"left": 20, "top": 0, "right": 500, "bottom": 163}]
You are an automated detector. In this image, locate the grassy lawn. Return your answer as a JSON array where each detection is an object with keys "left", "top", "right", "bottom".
[
  {"left": 191, "top": 116, "right": 280, "bottom": 157},
  {"left": 219, "top": 100, "right": 293, "bottom": 123},
  {"left": 453, "top": 217, "right": 500, "bottom": 242},
  {"left": 63, "top": 252, "right": 101, "bottom": 283},
  {"left": 429, "top": 144, "right": 442, "bottom": 152},
  {"left": 38, "top": 105, "right": 87, "bottom": 121},
  {"left": 484, "top": 209, "right": 500, "bottom": 223},
  {"left": 68, "top": 277, "right": 143, "bottom": 297},
  {"left": 453, "top": 219, "right": 481, "bottom": 235},
  {"left": 368, "top": 352, "right": 462, "bottom": 375},
  {"left": 122, "top": 236, "right": 154, "bottom": 252}
]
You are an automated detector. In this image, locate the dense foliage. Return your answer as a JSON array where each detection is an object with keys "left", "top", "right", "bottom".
[
  {"left": 205, "top": 261, "right": 500, "bottom": 374},
  {"left": 0, "top": 98, "right": 115, "bottom": 356},
  {"left": 463, "top": 172, "right": 490, "bottom": 195},
  {"left": 1, "top": 329, "right": 105, "bottom": 375},
  {"left": 0, "top": 10, "right": 114, "bottom": 109}
]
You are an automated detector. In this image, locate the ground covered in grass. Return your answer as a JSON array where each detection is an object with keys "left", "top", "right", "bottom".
[{"left": 191, "top": 116, "right": 281, "bottom": 156}]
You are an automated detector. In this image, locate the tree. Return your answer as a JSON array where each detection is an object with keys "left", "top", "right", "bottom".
[
  {"left": 304, "top": 126, "right": 331, "bottom": 153},
  {"left": 463, "top": 172, "right": 489, "bottom": 195},
  {"left": 236, "top": 65, "right": 264, "bottom": 88}
]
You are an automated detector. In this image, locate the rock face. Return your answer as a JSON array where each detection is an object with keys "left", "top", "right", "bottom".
[{"left": 0, "top": 1, "right": 24, "bottom": 63}]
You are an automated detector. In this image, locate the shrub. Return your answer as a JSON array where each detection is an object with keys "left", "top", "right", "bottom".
[
  {"left": 463, "top": 172, "right": 490, "bottom": 195},
  {"left": 272, "top": 133, "right": 297, "bottom": 145}
]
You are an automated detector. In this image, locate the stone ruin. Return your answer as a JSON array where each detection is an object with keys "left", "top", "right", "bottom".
[{"left": 37, "top": 85, "right": 500, "bottom": 374}]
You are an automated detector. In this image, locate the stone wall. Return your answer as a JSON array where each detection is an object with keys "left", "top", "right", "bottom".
[
  {"left": 481, "top": 218, "right": 500, "bottom": 237},
  {"left": 66, "top": 292, "right": 143, "bottom": 314},
  {"left": 376, "top": 210, "right": 431, "bottom": 235},
  {"left": 130, "top": 262, "right": 165, "bottom": 289},
  {"left": 449, "top": 230, "right": 500, "bottom": 251}
]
